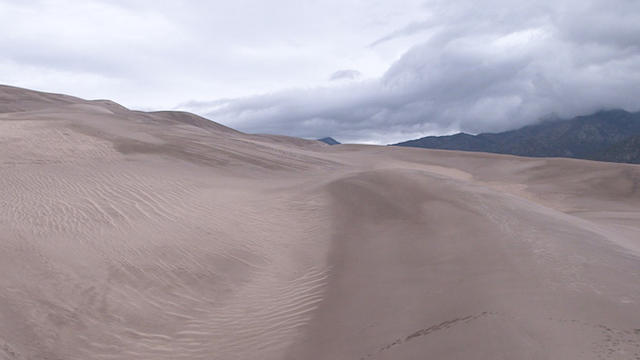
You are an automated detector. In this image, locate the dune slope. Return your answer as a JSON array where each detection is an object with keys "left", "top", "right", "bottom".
[{"left": 1, "top": 86, "right": 639, "bottom": 360}]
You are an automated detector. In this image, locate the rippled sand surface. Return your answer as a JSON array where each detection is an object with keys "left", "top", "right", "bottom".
[{"left": 1, "top": 85, "right": 639, "bottom": 360}]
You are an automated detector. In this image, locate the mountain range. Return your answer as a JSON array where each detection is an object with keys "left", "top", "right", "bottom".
[{"left": 393, "top": 110, "right": 640, "bottom": 164}]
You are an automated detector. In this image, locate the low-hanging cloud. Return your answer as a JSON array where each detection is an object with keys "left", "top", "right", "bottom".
[{"left": 185, "top": 0, "right": 640, "bottom": 144}]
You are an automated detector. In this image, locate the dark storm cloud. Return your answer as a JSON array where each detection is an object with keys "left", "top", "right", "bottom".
[{"left": 185, "top": 0, "right": 640, "bottom": 144}]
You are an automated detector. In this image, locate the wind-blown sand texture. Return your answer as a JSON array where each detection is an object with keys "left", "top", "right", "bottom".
[{"left": 1, "top": 84, "right": 639, "bottom": 360}]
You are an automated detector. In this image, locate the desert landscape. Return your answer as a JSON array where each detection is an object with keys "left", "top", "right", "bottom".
[{"left": 0, "top": 84, "right": 639, "bottom": 359}]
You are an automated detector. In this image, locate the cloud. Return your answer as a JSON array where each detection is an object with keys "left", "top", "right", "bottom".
[
  {"left": 0, "top": 0, "right": 427, "bottom": 110},
  {"left": 2, "top": 0, "right": 639, "bottom": 144},
  {"left": 369, "top": 20, "right": 434, "bottom": 47},
  {"left": 329, "top": 70, "right": 362, "bottom": 81},
  {"left": 184, "top": 0, "right": 640, "bottom": 144}
]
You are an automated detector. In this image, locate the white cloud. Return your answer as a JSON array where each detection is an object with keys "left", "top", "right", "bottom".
[{"left": 0, "top": 0, "right": 426, "bottom": 109}]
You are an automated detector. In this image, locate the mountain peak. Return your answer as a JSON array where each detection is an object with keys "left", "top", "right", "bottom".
[{"left": 318, "top": 137, "right": 340, "bottom": 145}]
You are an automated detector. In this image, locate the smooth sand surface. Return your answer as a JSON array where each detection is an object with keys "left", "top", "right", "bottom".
[{"left": 1, "top": 85, "right": 639, "bottom": 359}]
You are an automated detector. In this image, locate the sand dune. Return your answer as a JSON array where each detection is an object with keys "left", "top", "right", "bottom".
[{"left": 1, "top": 85, "right": 639, "bottom": 359}]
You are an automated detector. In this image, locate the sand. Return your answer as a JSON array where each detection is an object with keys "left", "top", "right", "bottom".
[{"left": 1, "top": 84, "right": 639, "bottom": 360}]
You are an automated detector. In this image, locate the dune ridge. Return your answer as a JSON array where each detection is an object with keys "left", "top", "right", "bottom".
[{"left": 1, "top": 85, "right": 639, "bottom": 359}]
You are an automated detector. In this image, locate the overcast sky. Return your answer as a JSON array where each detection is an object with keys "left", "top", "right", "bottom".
[{"left": 2, "top": 0, "right": 640, "bottom": 143}]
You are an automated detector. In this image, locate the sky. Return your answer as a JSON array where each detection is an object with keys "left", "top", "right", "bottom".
[{"left": 1, "top": 0, "right": 640, "bottom": 144}]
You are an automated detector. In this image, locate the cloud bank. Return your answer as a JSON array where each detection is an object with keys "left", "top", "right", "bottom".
[
  {"left": 1, "top": 0, "right": 639, "bottom": 144},
  {"left": 185, "top": 0, "right": 640, "bottom": 144}
]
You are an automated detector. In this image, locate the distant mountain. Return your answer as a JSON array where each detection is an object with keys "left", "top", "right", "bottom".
[
  {"left": 318, "top": 137, "right": 340, "bottom": 145},
  {"left": 595, "top": 134, "right": 640, "bottom": 164},
  {"left": 393, "top": 110, "right": 640, "bottom": 164}
]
